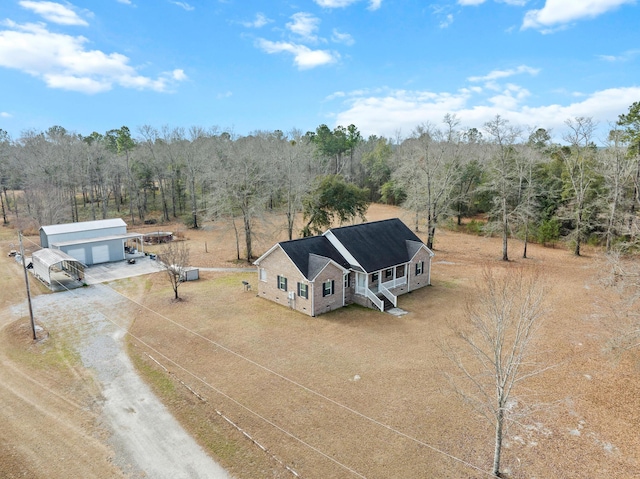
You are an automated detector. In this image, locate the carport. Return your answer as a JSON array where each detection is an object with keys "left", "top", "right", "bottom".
[{"left": 32, "top": 248, "right": 86, "bottom": 291}]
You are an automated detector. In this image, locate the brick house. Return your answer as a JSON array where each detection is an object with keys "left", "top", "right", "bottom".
[{"left": 253, "top": 218, "right": 434, "bottom": 316}]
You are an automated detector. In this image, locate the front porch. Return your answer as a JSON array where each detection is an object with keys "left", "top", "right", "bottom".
[{"left": 354, "top": 264, "right": 408, "bottom": 311}]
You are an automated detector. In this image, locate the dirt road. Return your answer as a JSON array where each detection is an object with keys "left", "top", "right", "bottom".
[{"left": 1, "top": 275, "right": 230, "bottom": 479}]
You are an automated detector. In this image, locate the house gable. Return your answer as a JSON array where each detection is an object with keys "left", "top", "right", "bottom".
[
  {"left": 406, "top": 240, "right": 434, "bottom": 261},
  {"left": 326, "top": 218, "right": 426, "bottom": 273},
  {"left": 275, "top": 235, "right": 349, "bottom": 280},
  {"left": 307, "top": 253, "right": 348, "bottom": 282}
]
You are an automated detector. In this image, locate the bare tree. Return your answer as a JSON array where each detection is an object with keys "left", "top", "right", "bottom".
[
  {"left": 443, "top": 266, "right": 548, "bottom": 478},
  {"left": 393, "top": 115, "right": 464, "bottom": 247},
  {"left": 209, "top": 133, "right": 271, "bottom": 261},
  {"left": 159, "top": 240, "right": 190, "bottom": 300},
  {"left": 599, "top": 126, "right": 635, "bottom": 251},
  {"left": 602, "top": 250, "right": 640, "bottom": 351},
  {"left": 483, "top": 115, "right": 523, "bottom": 261},
  {"left": 560, "top": 117, "right": 601, "bottom": 256},
  {"left": 513, "top": 142, "right": 544, "bottom": 259},
  {"left": 271, "top": 130, "right": 314, "bottom": 240}
]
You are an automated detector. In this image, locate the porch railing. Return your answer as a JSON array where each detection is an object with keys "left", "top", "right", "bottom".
[
  {"left": 365, "top": 288, "right": 384, "bottom": 312},
  {"left": 379, "top": 282, "right": 397, "bottom": 308},
  {"left": 381, "top": 276, "right": 407, "bottom": 290}
]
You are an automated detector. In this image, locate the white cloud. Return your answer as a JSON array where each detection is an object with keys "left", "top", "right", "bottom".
[
  {"left": 522, "top": 0, "right": 635, "bottom": 31},
  {"left": 325, "top": 91, "right": 346, "bottom": 100},
  {"left": 331, "top": 29, "right": 354, "bottom": 45},
  {"left": 217, "top": 91, "right": 232, "bottom": 99},
  {"left": 315, "top": 0, "right": 359, "bottom": 7},
  {"left": 256, "top": 39, "right": 338, "bottom": 69},
  {"left": 170, "top": 1, "right": 194, "bottom": 11},
  {"left": 0, "top": 21, "right": 185, "bottom": 94},
  {"left": 19, "top": 1, "right": 88, "bottom": 26},
  {"left": 468, "top": 65, "right": 540, "bottom": 82},
  {"left": 330, "top": 83, "right": 640, "bottom": 142},
  {"left": 440, "top": 14, "right": 454, "bottom": 28},
  {"left": 171, "top": 69, "right": 187, "bottom": 81},
  {"left": 488, "top": 83, "right": 530, "bottom": 109},
  {"left": 314, "top": 0, "right": 383, "bottom": 10},
  {"left": 458, "top": 0, "right": 528, "bottom": 5},
  {"left": 1, "top": 112, "right": 12, "bottom": 118},
  {"left": 117, "top": 0, "right": 132, "bottom": 4},
  {"left": 241, "top": 13, "right": 271, "bottom": 28},
  {"left": 286, "top": 13, "right": 320, "bottom": 42},
  {"left": 597, "top": 49, "right": 640, "bottom": 62}
]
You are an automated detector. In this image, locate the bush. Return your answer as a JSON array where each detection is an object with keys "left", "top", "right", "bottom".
[
  {"left": 465, "top": 219, "right": 484, "bottom": 235},
  {"left": 537, "top": 218, "right": 560, "bottom": 246}
]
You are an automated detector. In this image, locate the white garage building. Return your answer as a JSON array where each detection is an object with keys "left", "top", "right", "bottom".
[{"left": 40, "top": 219, "right": 144, "bottom": 266}]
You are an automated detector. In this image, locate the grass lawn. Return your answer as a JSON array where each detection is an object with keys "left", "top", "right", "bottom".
[{"left": 113, "top": 204, "right": 640, "bottom": 479}]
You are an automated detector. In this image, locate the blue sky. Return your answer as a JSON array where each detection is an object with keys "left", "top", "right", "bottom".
[{"left": 0, "top": 0, "right": 638, "bottom": 142}]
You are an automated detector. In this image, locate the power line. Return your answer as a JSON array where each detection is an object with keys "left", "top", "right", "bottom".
[{"left": 22, "top": 234, "right": 496, "bottom": 478}]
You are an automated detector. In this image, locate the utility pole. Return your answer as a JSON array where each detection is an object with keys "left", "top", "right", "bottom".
[{"left": 19, "top": 231, "right": 36, "bottom": 340}]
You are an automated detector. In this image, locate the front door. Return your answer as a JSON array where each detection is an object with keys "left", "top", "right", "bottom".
[{"left": 356, "top": 272, "right": 366, "bottom": 295}]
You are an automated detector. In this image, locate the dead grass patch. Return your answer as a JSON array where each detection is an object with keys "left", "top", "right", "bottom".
[{"left": 114, "top": 204, "right": 640, "bottom": 478}]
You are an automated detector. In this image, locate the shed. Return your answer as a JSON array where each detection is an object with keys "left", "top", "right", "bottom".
[
  {"left": 32, "top": 248, "right": 85, "bottom": 289},
  {"left": 181, "top": 267, "right": 199, "bottom": 282},
  {"left": 39, "top": 219, "right": 144, "bottom": 266}
]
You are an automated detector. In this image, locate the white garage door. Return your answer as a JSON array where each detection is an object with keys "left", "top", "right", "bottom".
[
  {"left": 66, "top": 248, "right": 86, "bottom": 264},
  {"left": 92, "top": 245, "right": 110, "bottom": 264}
]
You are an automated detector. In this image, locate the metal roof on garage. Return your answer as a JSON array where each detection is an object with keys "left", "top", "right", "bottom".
[
  {"left": 32, "top": 248, "right": 86, "bottom": 267},
  {"left": 40, "top": 218, "right": 127, "bottom": 236},
  {"left": 51, "top": 232, "right": 143, "bottom": 248}
]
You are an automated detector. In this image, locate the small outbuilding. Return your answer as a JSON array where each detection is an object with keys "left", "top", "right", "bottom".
[
  {"left": 39, "top": 219, "right": 144, "bottom": 265},
  {"left": 32, "top": 248, "right": 85, "bottom": 289}
]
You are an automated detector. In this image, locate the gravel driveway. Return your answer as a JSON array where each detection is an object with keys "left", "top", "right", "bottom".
[{"left": 17, "top": 283, "right": 230, "bottom": 479}]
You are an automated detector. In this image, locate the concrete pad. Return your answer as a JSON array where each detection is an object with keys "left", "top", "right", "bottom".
[
  {"left": 386, "top": 307, "right": 408, "bottom": 317},
  {"left": 84, "top": 256, "right": 163, "bottom": 285}
]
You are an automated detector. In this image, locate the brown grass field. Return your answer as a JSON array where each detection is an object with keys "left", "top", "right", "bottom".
[{"left": 2, "top": 203, "right": 640, "bottom": 478}]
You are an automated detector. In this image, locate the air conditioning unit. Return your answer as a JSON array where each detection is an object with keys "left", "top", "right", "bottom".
[{"left": 288, "top": 291, "right": 295, "bottom": 309}]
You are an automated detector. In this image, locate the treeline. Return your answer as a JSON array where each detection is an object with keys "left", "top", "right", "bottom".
[{"left": 1, "top": 102, "right": 640, "bottom": 261}]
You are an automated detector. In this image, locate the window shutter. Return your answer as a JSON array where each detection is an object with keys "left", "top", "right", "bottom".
[
  {"left": 284, "top": 278, "right": 288, "bottom": 291},
  {"left": 277, "top": 275, "right": 280, "bottom": 288},
  {"left": 322, "top": 283, "right": 327, "bottom": 297},
  {"left": 331, "top": 280, "right": 335, "bottom": 294}
]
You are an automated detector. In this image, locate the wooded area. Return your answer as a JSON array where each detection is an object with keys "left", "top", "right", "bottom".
[{"left": 2, "top": 102, "right": 640, "bottom": 261}]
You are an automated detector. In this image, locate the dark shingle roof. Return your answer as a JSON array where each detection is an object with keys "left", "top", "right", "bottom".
[
  {"left": 279, "top": 236, "right": 350, "bottom": 280},
  {"left": 327, "top": 218, "right": 424, "bottom": 272}
]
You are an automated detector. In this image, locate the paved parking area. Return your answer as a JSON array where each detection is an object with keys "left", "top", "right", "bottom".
[{"left": 84, "top": 256, "right": 164, "bottom": 285}]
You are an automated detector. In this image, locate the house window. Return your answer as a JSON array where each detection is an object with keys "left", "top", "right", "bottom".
[
  {"left": 322, "top": 279, "right": 334, "bottom": 297},
  {"left": 385, "top": 268, "right": 393, "bottom": 279},
  {"left": 371, "top": 273, "right": 379, "bottom": 283},
  {"left": 297, "top": 282, "right": 308, "bottom": 299},
  {"left": 415, "top": 261, "right": 424, "bottom": 276},
  {"left": 277, "top": 275, "right": 288, "bottom": 291},
  {"left": 259, "top": 268, "right": 267, "bottom": 282},
  {"left": 344, "top": 274, "right": 350, "bottom": 288}
]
